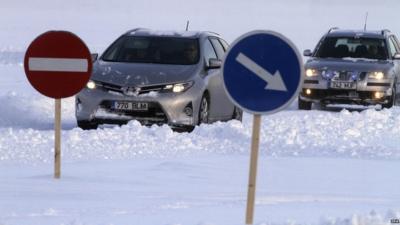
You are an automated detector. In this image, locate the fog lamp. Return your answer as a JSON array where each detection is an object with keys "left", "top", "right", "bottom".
[
  {"left": 184, "top": 106, "right": 193, "bottom": 116},
  {"left": 374, "top": 92, "right": 384, "bottom": 99}
]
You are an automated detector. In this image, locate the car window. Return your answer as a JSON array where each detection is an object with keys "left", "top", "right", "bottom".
[
  {"left": 388, "top": 36, "right": 399, "bottom": 57},
  {"left": 102, "top": 36, "right": 200, "bottom": 65},
  {"left": 392, "top": 36, "right": 400, "bottom": 51},
  {"left": 203, "top": 39, "right": 218, "bottom": 63},
  {"left": 219, "top": 38, "right": 229, "bottom": 51},
  {"left": 315, "top": 36, "right": 387, "bottom": 60},
  {"left": 210, "top": 38, "right": 225, "bottom": 59}
]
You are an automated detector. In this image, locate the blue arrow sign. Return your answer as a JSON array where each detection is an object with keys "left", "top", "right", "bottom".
[{"left": 222, "top": 30, "right": 303, "bottom": 115}]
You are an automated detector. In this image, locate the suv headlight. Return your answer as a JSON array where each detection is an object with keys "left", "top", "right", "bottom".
[
  {"left": 162, "top": 81, "right": 194, "bottom": 93},
  {"left": 305, "top": 68, "right": 319, "bottom": 77},
  {"left": 367, "top": 71, "right": 385, "bottom": 80}
]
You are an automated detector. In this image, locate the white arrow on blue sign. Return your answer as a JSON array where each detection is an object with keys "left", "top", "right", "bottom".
[{"left": 222, "top": 30, "right": 304, "bottom": 115}]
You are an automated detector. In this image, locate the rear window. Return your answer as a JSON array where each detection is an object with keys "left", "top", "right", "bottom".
[
  {"left": 102, "top": 36, "right": 200, "bottom": 65},
  {"left": 315, "top": 36, "right": 388, "bottom": 60}
]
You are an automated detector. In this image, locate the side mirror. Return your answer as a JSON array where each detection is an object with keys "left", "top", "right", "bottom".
[
  {"left": 91, "top": 53, "right": 98, "bottom": 62},
  {"left": 393, "top": 53, "right": 400, "bottom": 60},
  {"left": 207, "top": 58, "right": 222, "bottom": 69},
  {"left": 303, "top": 49, "right": 313, "bottom": 57}
]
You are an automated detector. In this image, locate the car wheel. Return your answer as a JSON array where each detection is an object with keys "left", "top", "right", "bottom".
[
  {"left": 232, "top": 106, "right": 243, "bottom": 122},
  {"left": 77, "top": 121, "right": 98, "bottom": 130},
  {"left": 383, "top": 85, "right": 396, "bottom": 108},
  {"left": 298, "top": 97, "right": 312, "bottom": 110},
  {"left": 198, "top": 95, "right": 209, "bottom": 124}
]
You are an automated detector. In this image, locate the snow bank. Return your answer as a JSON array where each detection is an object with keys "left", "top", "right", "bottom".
[
  {"left": 0, "top": 92, "right": 75, "bottom": 130},
  {"left": 1, "top": 91, "right": 400, "bottom": 163},
  {"left": 0, "top": 49, "right": 24, "bottom": 66}
]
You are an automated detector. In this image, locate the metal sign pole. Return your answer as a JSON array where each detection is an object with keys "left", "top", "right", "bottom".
[
  {"left": 245, "top": 114, "right": 261, "bottom": 225},
  {"left": 54, "top": 98, "right": 61, "bottom": 179}
]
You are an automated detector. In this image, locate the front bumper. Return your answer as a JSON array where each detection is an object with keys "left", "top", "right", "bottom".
[
  {"left": 76, "top": 86, "right": 200, "bottom": 127},
  {"left": 300, "top": 77, "right": 393, "bottom": 105}
]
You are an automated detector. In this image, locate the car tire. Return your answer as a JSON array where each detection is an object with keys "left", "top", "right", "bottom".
[
  {"left": 77, "top": 121, "right": 98, "bottom": 130},
  {"left": 298, "top": 97, "right": 312, "bottom": 110},
  {"left": 232, "top": 106, "right": 243, "bottom": 122},
  {"left": 172, "top": 125, "right": 194, "bottom": 133},
  {"left": 383, "top": 85, "right": 396, "bottom": 108},
  {"left": 198, "top": 95, "right": 210, "bottom": 124}
]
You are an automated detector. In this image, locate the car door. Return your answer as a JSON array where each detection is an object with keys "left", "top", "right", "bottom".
[
  {"left": 204, "top": 37, "right": 234, "bottom": 120},
  {"left": 210, "top": 37, "right": 236, "bottom": 118},
  {"left": 389, "top": 36, "right": 400, "bottom": 95}
]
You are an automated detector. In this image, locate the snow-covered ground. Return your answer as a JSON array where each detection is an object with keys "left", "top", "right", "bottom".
[
  {"left": 1, "top": 0, "right": 400, "bottom": 224},
  {"left": 1, "top": 157, "right": 400, "bottom": 225}
]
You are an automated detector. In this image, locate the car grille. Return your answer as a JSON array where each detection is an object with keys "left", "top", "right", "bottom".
[
  {"left": 99, "top": 82, "right": 165, "bottom": 96},
  {"left": 98, "top": 101, "right": 168, "bottom": 122}
]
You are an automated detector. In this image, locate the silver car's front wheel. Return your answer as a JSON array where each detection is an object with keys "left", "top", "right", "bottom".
[
  {"left": 198, "top": 95, "right": 209, "bottom": 124},
  {"left": 77, "top": 120, "right": 98, "bottom": 130}
]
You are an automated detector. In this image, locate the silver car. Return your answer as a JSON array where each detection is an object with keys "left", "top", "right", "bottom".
[
  {"left": 299, "top": 28, "right": 400, "bottom": 109},
  {"left": 75, "top": 28, "right": 242, "bottom": 130}
]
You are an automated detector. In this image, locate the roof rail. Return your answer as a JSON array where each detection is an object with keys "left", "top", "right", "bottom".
[
  {"left": 381, "top": 29, "right": 391, "bottom": 35},
  {"left": 207, "top": 31, "right": 220, "bottom": 36},
  {"left": 124, "top": 28, "right": 148, "bottom": 34},
  {"left": 328, "top": 27, "right": 339, "bottom": 33}
]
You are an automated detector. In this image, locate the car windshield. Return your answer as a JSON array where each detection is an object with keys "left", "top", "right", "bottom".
[
  {"left": 315, "top": 36, "right": 388, "bottom": 60},
  {"left": 102, "top": 36, "right": 200, "bottom": 65}
]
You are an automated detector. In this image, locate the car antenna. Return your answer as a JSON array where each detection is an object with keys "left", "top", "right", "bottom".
[
  {"left": 186, "top": 20, "right": 190, "bottom": 31},
  {"left": 363, "top": 12, "right": 368, "bottom": 31}
]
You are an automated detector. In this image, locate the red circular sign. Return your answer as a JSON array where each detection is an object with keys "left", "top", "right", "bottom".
[{"left": 24, "top": 31, "right": 92, "bottom": 98}]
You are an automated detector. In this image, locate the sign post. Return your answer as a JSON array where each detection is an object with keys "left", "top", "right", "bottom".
[
  {"left": 222, "top": 30, "right": 303, "bottom": 224},
  {"left": 54, "top": 99, "right": 61, "bottom": 179},
  {"left": 246, "top": 114, "right": 261, "bottom": 224},
  {"left": 24, "top": 31, "right": 92, "bottom": 179}
]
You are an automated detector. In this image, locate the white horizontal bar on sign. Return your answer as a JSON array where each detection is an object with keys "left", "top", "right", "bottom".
[{"left": 28, "top": 57, "right": 88, "bottom": 72}]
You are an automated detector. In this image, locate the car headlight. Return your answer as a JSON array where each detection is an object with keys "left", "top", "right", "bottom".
[
  {"left": 367, "top": 71, "right": 385, "bottom": 80},
  {"left": 305, "top": 68, "right": 319, "bottom": 77},
  {"left": 86, "top": 80, "right": 96, "bottom": 89},
  {"left": 163, "top": 81, "right": 194, "bottom": 93}
]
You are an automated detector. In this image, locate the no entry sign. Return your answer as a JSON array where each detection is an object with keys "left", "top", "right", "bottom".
[
  {"left": 24, "top": 31, "right": 93, "bottom": 179},
  {"left": 24, "top": 31, "right": 92, "bottom": 99}
]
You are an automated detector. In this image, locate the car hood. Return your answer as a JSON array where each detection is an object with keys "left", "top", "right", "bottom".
[
  {"left": 91, "top": 60, "right": 199, "bottom": 87},
  {"left": 305, "top": 58, "right": 393, "bottom": 73}
]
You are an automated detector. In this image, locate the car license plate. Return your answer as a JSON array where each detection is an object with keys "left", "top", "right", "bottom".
[
  {"left": 330, "top": 81, "right": 355, "bottom": 89},
  {"left": 112, "top": 102, "right": 148, "bottom": 111}
]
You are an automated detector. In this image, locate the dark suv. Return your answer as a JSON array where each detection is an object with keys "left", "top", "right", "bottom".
[{"left": 299, "top": 28, "right": 400, "bottom": 109}]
